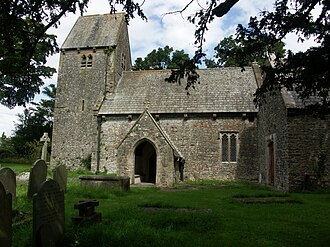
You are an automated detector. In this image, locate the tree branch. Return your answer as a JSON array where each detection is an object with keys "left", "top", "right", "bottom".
[
  {"left": 162, "top": 0, "right": 195, "bottom": 16},
  {"left": 212, "top": 0, "right": 239, "bottom": 17}
]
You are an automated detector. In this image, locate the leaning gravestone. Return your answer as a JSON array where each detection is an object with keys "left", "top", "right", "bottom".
[
  {"left": 53, "top": 165, "right": 67, "bottom": 192},
  {"left": 0, "top": 181, "right": 12, "bottom": 247},
  {"left": 0, "top": 167, "right": 16, "bottom": 204},
  {"left": 33, "top": 179, "right": 64, "bottom": 247},
  {"left": 27, "top": 159, "right": 48, "bottom": 199}
]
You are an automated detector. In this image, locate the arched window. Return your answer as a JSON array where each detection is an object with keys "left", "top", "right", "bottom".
[
  {"left": 230, "top": 134, "right": 237, "bottom": 162},
  {"left": 220, "top": 132, "right": 238, "bottom": 163},
  {"left": 87, "top": 54, "right": 93, "bottom": 67},
  {"left": 81, "top": 55, "right": 87, "bottom": 68},
  {"left": 221, "top": 134, "right": 229, "bottom": 162}
]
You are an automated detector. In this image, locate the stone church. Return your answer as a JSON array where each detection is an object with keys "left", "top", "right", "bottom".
[{"left": 51, "top": 13, "right": 330, "bottom": 191}]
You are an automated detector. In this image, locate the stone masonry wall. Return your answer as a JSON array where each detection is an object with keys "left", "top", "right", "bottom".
[
  {"left": 116, "top": 112, "right": 175, "bottom": 186},
  {"left": 95, "top": 115, "right": 136, "bottom": 173},
  {"left": 114, "top": 23, "right": 132, "bottom": 91},
  {"left": 257, "top": 90, "right": 289, "bottom": 191},
  {"left": 51, "top": 49, "right": 109, "bottom": 168},
  {"left": 51, "top": 18, "right": 131, "bottom": 169},
  {"left": 97, "top": 113, "right": 258, "bottom": 183},
  {"left": 287, "top": 114, "right": 330, "bottom": 190},
  {"left": 106, "top": 23, "right": 132, "bottom": 94}
]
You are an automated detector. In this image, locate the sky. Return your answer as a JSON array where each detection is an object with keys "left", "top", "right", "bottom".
[{"left": 0, "top": 0, "right": 319, "bottom": 137}]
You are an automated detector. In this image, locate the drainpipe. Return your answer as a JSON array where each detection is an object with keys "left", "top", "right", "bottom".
[{"left": 96, "top": 115, "right": 102, "bottom": 173}]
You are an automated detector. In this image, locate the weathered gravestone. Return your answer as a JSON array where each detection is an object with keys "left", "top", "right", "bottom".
[
  {"left": 40, "top": 132, "right": 51, "bottom": 162},
  {"left": 16, "top": 172, "right": 30, "bottom": 185},
  {"left": 0, "top": 181, "right": 12, "bottom": 247},
  {"left": 33, "top": 179, "right": 64, "bottom": 247},
  {"left": 53, "top": 165, "right": 67, "bottom": 192},
  {"left": 27, "top": 159, "right": 48, "bottom": 199},
  {"left": 0, "top": 167, "right": 16, "bottom": 204}
]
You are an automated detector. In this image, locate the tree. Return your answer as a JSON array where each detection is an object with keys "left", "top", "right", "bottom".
[
  {"left": 0, "top": 0, "right": 231, "bottom": 107},
  {"left": 0, "top": 0, "right": 146, "bottom": 108},
  {"left": 233, "top": 0, "right": 329, "bottom": 111},
  {"left": 10, "top": 84, "right": 56, "bottom": 158},
  {"left": 164, "top": 0, "right": 329, "bottom": 112},
  {"left": 133, "top": 46, "right": 190, "bottom": 70},
  {"left": 0, "top": 1, "right": 87, "bottom": 107},
  {"left": 1, "top": 0, "right": 329, "bottom": 112},
  {"left": 30, "top": 83, "right": 56, "bottom": 125},
  {"left": 0, "top": 132, "right": 15, "bottom": 159},
  {"left": 205, "top": 35, "right": 285, "bottom": 68}
]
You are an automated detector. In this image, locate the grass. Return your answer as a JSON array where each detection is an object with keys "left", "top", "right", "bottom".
[
  {"left": 4, "top": 164, "right": 330, "bottom": 247},
  {"left": 0, "top": 162, "right": 32, "bottom": 174}
]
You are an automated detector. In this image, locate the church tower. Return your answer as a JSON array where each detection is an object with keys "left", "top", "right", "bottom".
[{"left": 51, "top": 13, "right": 131, "bottom": 168}]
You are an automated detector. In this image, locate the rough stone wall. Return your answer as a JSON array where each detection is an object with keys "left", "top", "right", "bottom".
[
  {"left": 51, "top": 18, "right": 131, "bottom": 169},
  {"left": 257, "top": 90, "right": 289, "bottom": 191},
  {"left": 95, "top": 115, "right": 136, "bottom": 173},
  {"left": 97, "top": 113, "right": 258, "bottom": 184},
  {"left": 116, "top": 112, "right": 175, "bottom": 186},
  {"left": 287, "top": 114, "right": 330, "bottom": 190},
  {"left": 114, "top": 23, "right": 132, "bottom": 91},
  {"left": 106, "top": 23, "right": 132, "bottom": 94},
  {"left": 159, "top": 114, "right": 258, "bottom": 181},
  {"left": 51, "top": 49, "right": 109, "bottom": 168}
]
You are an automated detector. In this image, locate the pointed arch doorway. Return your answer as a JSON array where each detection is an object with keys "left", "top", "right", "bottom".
[{"left": 135, "top": 141, "right": 157, "bottom": 183}]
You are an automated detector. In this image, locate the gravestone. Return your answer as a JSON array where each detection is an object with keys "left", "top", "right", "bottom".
[
  {"left": 0, "top": 181, "right": 12, "bottom": 247},
  {"left": 53, "top": 165, "right": 67, "bottom": 192},
  {"left": 0, "top": 167, "right": 16, "bottom": 204},
  {"left": 27, "top": 159, "right": 48, "bottom": 199},
  {"left": 16, "top": 172, "right": 30, "bottom": 185},
  {"left": 33, "top": 179, "right": 64, "bottom": 247},
  {"left": 40, "top": 132, "right": 50, "bottom": 161}
]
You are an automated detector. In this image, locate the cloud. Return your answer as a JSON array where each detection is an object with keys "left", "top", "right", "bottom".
[
  {"left": 0, "top": 105, "right": 25, "bottom": 136},
  {"left": 1, "top": 0, "right": 320, "bottom": 136}
]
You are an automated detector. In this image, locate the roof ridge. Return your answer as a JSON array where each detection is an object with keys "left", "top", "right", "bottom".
[{"left": 124, "top": 67, "right": 253, "bottom": 74}]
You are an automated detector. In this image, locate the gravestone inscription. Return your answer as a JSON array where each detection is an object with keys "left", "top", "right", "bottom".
[
  {"left": 0, "top": 181, "right": 12, "bottom": 247},
  {"left": 53, "top": 164, "right": 67, "bottom": 192},
  {"left": 27, "top": 159, "right": 47, "bottom": 198},
  {"left": 33, "top": 179, "right": 64, "bottom": 247},
  {"left": 0, "top": 167, "right": 16, "bottom": 204}
]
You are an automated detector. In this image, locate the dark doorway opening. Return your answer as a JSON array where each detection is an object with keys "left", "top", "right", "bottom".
[
  {"left": 268, "top": 141, "right": 275, "bottom": 185},
  {"left": 135, "top": 141, "right": 156, "bottom": 183}
]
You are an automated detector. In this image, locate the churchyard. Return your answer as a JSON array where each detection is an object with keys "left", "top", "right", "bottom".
[{"left": 0, "top": 162, "right": 329, "bottom": 247}]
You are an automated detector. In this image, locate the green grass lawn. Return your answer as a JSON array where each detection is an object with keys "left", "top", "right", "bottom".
[
  {"left": 9, "top": 170, "right": 330, "bottom": 247},
  {"left": 0, "top": 162, "right": 32, "bottom": 174}
]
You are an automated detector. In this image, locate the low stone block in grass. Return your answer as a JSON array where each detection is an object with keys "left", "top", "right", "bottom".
[{"left": 79, "top": 175, "right": 130, "bottom": 192}]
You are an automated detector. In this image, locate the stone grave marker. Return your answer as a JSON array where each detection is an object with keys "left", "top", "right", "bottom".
[
  {"left": 53, "top": 164, "right": 67, "bottom": 192},
  {"left": 0, "top": 167, "right": 16, "bottom": 204},
  {"left": 33, "top": 179, "right": 64, "bottom": 247},
  {"left": 0, "top": 181, "right": 12, "bottom": 247},
  {"left": 27, "top": 159, "right": 48, "bottom": 199},
  {"left": 72, "top": 200, "right": 102, "bottom": 225},
  {"left": 40, "top": 132, "right": 50, "bottom": 161},
  {"left": 16, "top": 172, "right": 30, "bottom": 185}
]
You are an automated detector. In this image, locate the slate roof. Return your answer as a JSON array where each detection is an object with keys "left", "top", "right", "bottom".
[
  {"left": 62, "top": 13, "right": 125, "bottom": 49},
  {"left": 99, "top": 68, "right": 258, "bottom": 114},
  {"left": 281, "top": 88, "right": 327, "bottom": 109}
]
